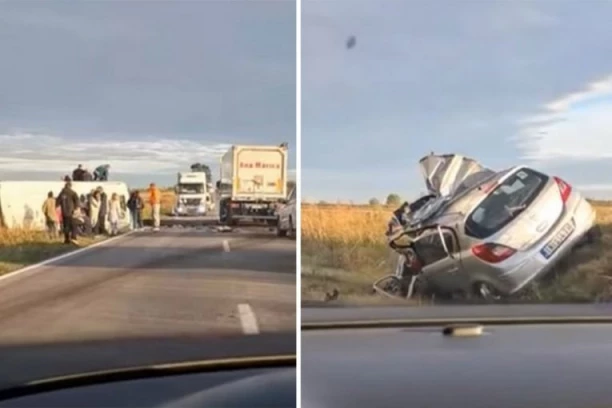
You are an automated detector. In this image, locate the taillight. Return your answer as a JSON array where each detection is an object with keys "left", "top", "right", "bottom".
[
  {"left": 471, "top": 243, "right": 516, "bottom": 263},
  {"left": 553, "top": 176, "right": 571, "bottom": 203}
]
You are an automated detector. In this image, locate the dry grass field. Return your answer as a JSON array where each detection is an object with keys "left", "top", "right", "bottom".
[
  {"left": 0, "top": 229, "right": 100, "bottom": 276},
  {"left": 138, "top": 188, "right": 176, "bottom": 220},
  {"left": 302, "top": 202, "right": 612, "bottom": 304},
  {"left": 0, "top": 188, "right": 177, "bottom": 277}
]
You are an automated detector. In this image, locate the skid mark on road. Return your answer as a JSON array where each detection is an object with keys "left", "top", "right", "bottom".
[{"left": 238, "top": 303, "right": 260, "bottom": 335}]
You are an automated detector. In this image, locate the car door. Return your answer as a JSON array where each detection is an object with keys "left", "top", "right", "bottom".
[
  {"left": 279, "top": 187, "right": 296, "bottom": 228},
  {"left": 411, "top": 226, "right": 465, "bottom": 293}
]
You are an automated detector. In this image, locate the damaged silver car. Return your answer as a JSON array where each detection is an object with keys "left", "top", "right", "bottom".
[{"left": 374, "top": 153, "right": 601, "bottom": 301}]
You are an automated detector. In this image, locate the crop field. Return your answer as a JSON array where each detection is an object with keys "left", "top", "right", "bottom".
[
  {"left": 302, "top": 202, "right": 612, "bottom": 304},
  {"left": 138, "top": 188, "right": 176, "bottom": 220}
]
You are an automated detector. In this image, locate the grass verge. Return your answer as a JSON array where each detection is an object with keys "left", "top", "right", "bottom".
[
  {"left": 0, "top": 229, "right": 104, "bottom": 277},
  {"left": 301, "top": 202, "right": 612, "bottom": 304}
]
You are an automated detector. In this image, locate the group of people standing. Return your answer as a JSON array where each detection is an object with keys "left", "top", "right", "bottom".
[{"left": 41, "top": 177, "right": 153, "bottom": 244}]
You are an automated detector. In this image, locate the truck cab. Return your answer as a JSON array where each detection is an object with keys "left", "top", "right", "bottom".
[{"left": 173, "top": 172, "right": 211, "bottom": 216}]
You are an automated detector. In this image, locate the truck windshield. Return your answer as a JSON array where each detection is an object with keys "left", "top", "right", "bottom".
[{"left": 178, "top": 184, "right": 205, "bottom": 194}]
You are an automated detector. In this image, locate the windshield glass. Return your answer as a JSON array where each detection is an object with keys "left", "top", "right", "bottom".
[
  {"left": 465, "top": 168, "right": 548, "bottom": 239},
  {"left": 177, "top": 183, "right": 205, "bottom": 194},
  {"left": 0, "top": 1, "right": 296, "bottom": 387},
  {"left": 301, "top": 1, "right": 609, "bottom": 311}
]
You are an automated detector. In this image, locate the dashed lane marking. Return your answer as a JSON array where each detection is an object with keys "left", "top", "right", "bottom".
[{"left": 237, "top": 303, "right": 260, "bottom": 335}]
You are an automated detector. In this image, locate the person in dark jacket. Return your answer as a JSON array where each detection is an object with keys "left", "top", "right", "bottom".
[
  {"left": 82, "top": 168, "right": 93, "bottom": 181},
  {"left": 96, "top": 186, "right": 109, "bottom": 235},
  {"left": 93, "top": 164, "right": 110, "bottom": 181},
  {"left": 56, "top": 179, "right": 80, "bottom": 244},
  {"left": 127, "top": 190, "right": 143, "bottom": 230},
  {"left": 72, "top": 165, "right": 85, "bottom": 181}
]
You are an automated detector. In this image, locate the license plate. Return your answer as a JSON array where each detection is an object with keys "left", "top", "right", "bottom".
[{"left": 540, "top": 221, "right": 575, "bottom": 259}]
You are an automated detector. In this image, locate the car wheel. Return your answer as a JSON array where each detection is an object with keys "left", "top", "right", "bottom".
[
  {"left": 586, "top": 225, "right": 603, "bottom": 244},
  {"left": 473, "top": 282, "right": 502, "bottom": 302},
  {"left": 288, "top": 216, "right": 295, "bottom": 239},
  {"left": 276, "top": 217, "right": 287, "bottom": 237}
]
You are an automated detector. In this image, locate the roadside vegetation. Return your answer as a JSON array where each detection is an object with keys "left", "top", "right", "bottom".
[
  {"left": 301, "top": 201, "right": 612, "bottom": 304},
  {"left": 0, "top": 229, "right": 100, "bottom": 276},
  {"left": 0, "top": 188, "right": 177, "bottom": 277},
  {"left": 138, "top": 188, "right": 176, "bottom": 220}
]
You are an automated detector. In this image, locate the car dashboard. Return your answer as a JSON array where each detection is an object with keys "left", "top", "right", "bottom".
[
  {"left": 0, "top": 367, "right": 296, "bottom": 408},
  {"left": 302, "top": 305, "right": 612, "bottom": 408}
]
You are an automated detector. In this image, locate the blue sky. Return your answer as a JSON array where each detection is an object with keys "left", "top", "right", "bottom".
[
  {"left": 0, "top": 1, "right": 295, "bottom": 188},
  {"left": 302, "top": 0, "right": 612, "bottom": 203}
]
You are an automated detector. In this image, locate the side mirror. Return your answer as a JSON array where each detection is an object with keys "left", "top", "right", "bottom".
[{"left": 437, "top": 225, "right": 454, "bottom": 259}]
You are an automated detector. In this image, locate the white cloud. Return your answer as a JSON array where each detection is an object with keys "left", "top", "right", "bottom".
[
  {"left": 513, "top": 74, "right": 612, "bottom": 162},
  {"left": 577, "top": 183, "right": 612, "bottom": 191},
  {"left": 0, "top": 133, "right": 231, "bottom": 174},
  {"left": 0, "top": 133, "right": 297, "bottom": 181},
  {"left": 486, "top": 3, "right": 559, "bottom": 33}
]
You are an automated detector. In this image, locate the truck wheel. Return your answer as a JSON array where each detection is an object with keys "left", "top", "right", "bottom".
[{"left": 219, "top": 203, "right": 229, "bottom": 224}]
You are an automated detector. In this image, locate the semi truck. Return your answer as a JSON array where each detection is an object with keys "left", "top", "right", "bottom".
[
  {"left": 173, "top": 171, "right": 212, "bottom": 216},
  {"left": 217, "top": 143, "right": 289, "bottom": 225}
]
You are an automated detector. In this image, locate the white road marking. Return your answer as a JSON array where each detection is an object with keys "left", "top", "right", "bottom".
[
  {"left": 222, "top": 239, "right": 231, "bottom": 252},
  {"left": 0, "top": 231, "right": 136, "bottom": 284},
  {"left": 238, "top": 303, "right": 260, "bottom": 335}
]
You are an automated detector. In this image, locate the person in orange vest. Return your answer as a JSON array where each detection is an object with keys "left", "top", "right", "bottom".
[{"left": 148, "top": 182, "right": 161, "bottom": 231}]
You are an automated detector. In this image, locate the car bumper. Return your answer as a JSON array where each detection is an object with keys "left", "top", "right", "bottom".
[{"left": 174, "top": 207, "right": 207, "bottom": 216}]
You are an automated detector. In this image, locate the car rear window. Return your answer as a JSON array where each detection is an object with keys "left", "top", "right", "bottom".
[{"left": 464, "top": 168, "right": 549, "bottom": 239}]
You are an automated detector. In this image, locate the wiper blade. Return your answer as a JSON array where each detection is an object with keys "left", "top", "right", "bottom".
[{"left": 506, "top": 204, "right": 527, "bottom": 216}]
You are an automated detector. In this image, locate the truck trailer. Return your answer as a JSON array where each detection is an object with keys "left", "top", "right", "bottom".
[{"left": 218, "top": 143, "right": 289, "bottom": 225}]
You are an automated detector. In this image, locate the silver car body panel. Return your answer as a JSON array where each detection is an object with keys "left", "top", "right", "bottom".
[
  {"left": 390, "top": 154, "right": 597, "bottom": 297},
  {"left": 418, "top": 153, "right": 494, "bottom": 197}
]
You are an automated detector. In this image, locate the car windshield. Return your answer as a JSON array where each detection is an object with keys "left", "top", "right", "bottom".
[
  {"left": 0, "top": 1, "right": 296, "bottom": 388},
  {"left": 177, "top": 184, "right": 205, "bottom": 194},
  {"left": 465, "top": 168, "right": 548, "bottom": 239}
]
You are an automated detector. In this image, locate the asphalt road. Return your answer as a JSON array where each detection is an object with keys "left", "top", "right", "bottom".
[{"left": 0, "top": 226, "right": 296, "bottom": 345}]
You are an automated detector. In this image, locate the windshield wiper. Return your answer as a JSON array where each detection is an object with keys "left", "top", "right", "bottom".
[{"left": 506, "top": 204, "right": 527, "bottom": 216}]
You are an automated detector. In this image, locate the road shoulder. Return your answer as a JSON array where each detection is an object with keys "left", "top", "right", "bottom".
[{"left": 0, "top": 231, "right": 135, "bottom": 281}]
